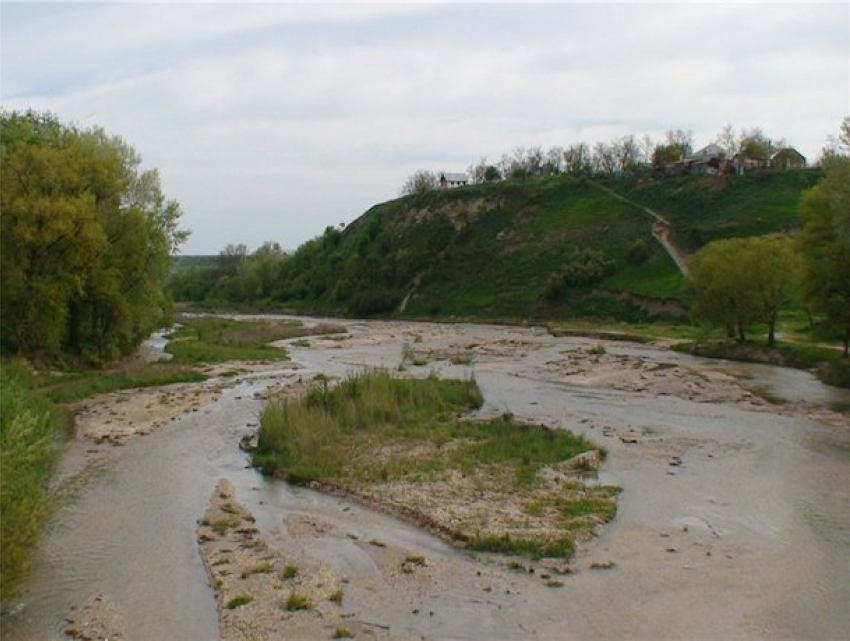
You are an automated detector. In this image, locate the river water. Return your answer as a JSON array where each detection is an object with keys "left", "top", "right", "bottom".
[{"left": 2, "top": 318, "right": 848, "bottom": 640}]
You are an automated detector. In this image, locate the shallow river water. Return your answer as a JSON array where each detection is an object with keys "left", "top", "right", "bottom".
[{"left": 3, "top": 318, "right": 849, "bottom": 640}]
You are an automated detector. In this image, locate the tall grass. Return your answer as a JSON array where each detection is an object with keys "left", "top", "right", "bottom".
[
  {"left": 0, "top": 360, "right": 71, "bottom": 600},
  {"left": 254, "top": 370, "right": 485, "bottom": 481},
  {"left": 254, "top": 369, "right": 598, "bottom": 487}
]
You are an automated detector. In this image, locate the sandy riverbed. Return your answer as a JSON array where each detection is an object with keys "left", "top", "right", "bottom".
[{"left": 4, "top": 317, "right": 849, "bottom": 641}]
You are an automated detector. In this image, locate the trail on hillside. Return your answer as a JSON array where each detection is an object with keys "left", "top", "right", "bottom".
[{"left": 590, "top": 181, "right": 691, "bottom": 277}]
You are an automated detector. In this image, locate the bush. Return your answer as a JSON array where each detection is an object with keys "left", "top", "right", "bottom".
[{"left": 544, "top": 248, "right": 615, "bottom": 300}]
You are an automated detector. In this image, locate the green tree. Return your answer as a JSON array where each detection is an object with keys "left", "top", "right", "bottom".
[
  {"left": 797, "top": 156, "right": 850, "bottom": 356},
  {"left": 691, "top": 237, "right": 798, "bottom": 345},
  {"left": 0, "top": 110, "right": 187, "bottom": 361}
]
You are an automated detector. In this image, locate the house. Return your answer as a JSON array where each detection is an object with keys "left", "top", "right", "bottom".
[
  {"left": 690, "top": 143, "right": 728, "bottom": 161},
  {"left": 769, "top": 148, "right": 806, "bottom": 171},
  {"left": 731, "top": 152, "right": 767, "bottom": 176},
  {"left": 438, "top": 172, "right": 468, "bottom": 189},
  {"left": 684, "top": 144, "right": 731, "bottom": 176}
]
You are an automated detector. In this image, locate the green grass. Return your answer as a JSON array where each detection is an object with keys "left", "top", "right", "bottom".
[
  {"left": 226, "top": 595, "right": 253, "bottom": 609},
  {"left": 31, "top": 362, "right": 206, "bottom": 404},
  {"left": 674, "top": 339, "right": 849, "bottom": 388},
  {"left": 173, "top": 171, "right": 818, "bottom": 324},
  {"left": 281, "top": 564, "right": 299, "bottom": 580},
  {"left": 547, "top": 318, "right": 713, "bottom": 343},
  {"left": 284, "top": 594, "right": 311, "bottom": 611},
  {"left": 466, "top": 533, "right": 575, "bottom": 560},
  {"left": 165, "top": 316, "right": 345, "bottom": 364},
  {"left": 254, "top": 370, "right": 486, "bottom": 483},
  {"left": 254, "top": 369, "right": 615, "bottom": 559},
  {"left": 617, "top": 170, "right": 822, "bottom": 251},
  {"left": 0, "top": 360, "right": 72, "bottom": 601}
]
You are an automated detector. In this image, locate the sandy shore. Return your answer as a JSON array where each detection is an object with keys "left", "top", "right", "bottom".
[{"left": 197, "top": 479, "right": 371, "bottom": 640}]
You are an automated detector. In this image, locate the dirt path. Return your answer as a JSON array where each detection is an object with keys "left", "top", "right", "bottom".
[{"left": 590, "top": 181, "right": 691, "bottom": 277}]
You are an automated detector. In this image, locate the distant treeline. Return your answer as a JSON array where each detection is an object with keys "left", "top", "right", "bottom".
[{"left": 402, "top": 123, "right": 838, "bottom": 195}]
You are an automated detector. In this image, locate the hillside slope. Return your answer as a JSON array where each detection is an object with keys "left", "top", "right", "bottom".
[{"left": 180, "top": 170, "right": 822, "bottom": 323}]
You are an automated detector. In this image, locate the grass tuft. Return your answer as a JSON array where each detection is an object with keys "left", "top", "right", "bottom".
[
  {"left": 285, "top": 594, "right": 311, "bottom": 611},
  {"left": 226, "top": 595, "right": 253, "bottom": 609}
]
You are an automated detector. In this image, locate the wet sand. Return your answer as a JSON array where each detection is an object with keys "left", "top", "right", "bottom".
[{"left": 3, "top": 317, "right": 849, "bottom": 640}]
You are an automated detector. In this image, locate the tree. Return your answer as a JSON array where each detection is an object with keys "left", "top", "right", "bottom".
[
  {"left": 664, "top": 129, "right": 693, "bottom": 158},
  {"left": 819, "top": 116, "right": 850, "bottom": 163},
  {"left": 715, "top": 124, "right": 737, "bottom": 155},
  {"left": 737, "top": 127, "right": 783, "bottom": 160},
  {"left": 0, "top": 110, "right": 187, "bottom": 361},
  {"left": 797, "top": 156, "right": 850, "bottom": 356},
  {"left": 592, "top": 142, "right": 617, "bottom": 175},
  {"left": 612, "top": 135, "right": 642, "bottom": 173},
  {"left": 400, "top": 170, "right": 437, "bottom": 195},
  {"left": 468, "top": 158, "right": 502, "bottom": 184},
  {"left": 562, "top": 143, "right": 592, "bottom": 176},
  {"left": 690, "top": 237, "right": 798, "bottom": 345}
]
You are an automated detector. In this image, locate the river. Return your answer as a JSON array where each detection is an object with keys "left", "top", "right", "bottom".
[{"left": 2, "top": 318, "right": 848, "bottom": 640}]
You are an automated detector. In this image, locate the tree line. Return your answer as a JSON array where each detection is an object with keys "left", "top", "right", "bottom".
[
  {"left": 0, "top": 110, "right": 188, "bottom": 363},
  {"left": 401, "top": 123, "right": 821, "bottom": 195}
]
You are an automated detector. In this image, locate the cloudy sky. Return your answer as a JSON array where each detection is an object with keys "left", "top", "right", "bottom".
[{"left": 2, "top": 2, "right": 848, "bottom": 254}]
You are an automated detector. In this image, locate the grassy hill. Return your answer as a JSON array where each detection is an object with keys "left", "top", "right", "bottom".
[{"left": 174, "top": 169, "right": 822, "bottom": 323}]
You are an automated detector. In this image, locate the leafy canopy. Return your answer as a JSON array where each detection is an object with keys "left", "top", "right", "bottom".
[{"left": 0, "top": 110, "right": 188, "bottom": 362}]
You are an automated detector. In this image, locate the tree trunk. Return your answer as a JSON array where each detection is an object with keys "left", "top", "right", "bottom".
[{"left": 767, "top": 311, "right": 776, "bottom": 347}]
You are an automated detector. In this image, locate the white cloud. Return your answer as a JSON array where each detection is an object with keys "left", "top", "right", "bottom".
[{"left": 2, "top": 1, "right": 847, "bottom": 253}]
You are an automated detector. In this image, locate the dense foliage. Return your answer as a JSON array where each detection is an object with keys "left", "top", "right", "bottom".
[
  {"left": 690, "top": 237, "right": 799, "bottom": 345},
  {"left": 0, "top": 361, "right": 70, "bottom": 599},
  {"left": 1, "top": 111, "right": 187, "bottom": 362},
  {"left": 797, "top": 157, "right": 850, "bottom": 356}
]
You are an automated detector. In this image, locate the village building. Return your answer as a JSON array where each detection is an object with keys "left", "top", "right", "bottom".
[
  {"left": 683, "top": 143, "right": 731, "bottom": 176},
  {"left": 769, "top": 148, "right": 807, "bottom": 171},
  {"left": 438, "top": 172, "right": 468, "bottom": 189}
]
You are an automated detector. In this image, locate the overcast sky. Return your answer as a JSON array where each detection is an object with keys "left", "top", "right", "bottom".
[{"left": 2, "top": 2, "right": 848, "bottom": 254}]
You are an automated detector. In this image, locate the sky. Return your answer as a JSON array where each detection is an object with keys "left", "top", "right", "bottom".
[{"left": 2, "top": 1, "right": 848, "bottom": 255}]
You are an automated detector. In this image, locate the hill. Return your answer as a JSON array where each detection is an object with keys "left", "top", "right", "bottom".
[{"left": 173, "top": 169, "right": 822, "bottom": 323}]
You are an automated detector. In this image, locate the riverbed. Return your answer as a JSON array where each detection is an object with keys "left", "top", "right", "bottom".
[{"left": 3, "top": 318, "right": 849, "bottom": 640}]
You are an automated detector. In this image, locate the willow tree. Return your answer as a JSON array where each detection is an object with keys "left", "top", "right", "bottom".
[{"left": 0, "top": 110, "right": 188, "bottom": 361}]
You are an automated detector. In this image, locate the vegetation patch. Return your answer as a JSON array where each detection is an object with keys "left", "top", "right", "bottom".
[
  {"left": 254, "top": 370, "right": 619, "bottom": 560},
  {"left": 284, "top": 594, "right": 311, "bottom": 611},
  {"left": 226, "top": 595, "right": 253, "bottom": 610},
  {"left": 165, "top": 316, "right": 345, "bottom": 364},
  {"left": 27, "top": 361, "right": 205, "bottom": 405},
  {"left": 0, "top": 360, "right": 71, "bottom": 601},
  {"left": 676, "top": 339, "right": 850, "bottom": 389}
]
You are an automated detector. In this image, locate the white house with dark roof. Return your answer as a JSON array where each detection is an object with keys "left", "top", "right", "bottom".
[{"left": 438, "top": 172, "right": 468, "bottom": 189}]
